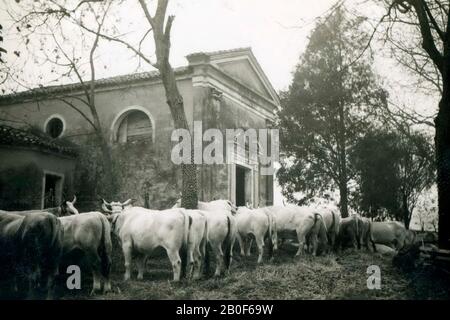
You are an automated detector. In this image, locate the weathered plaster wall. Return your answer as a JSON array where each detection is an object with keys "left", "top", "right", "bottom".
[{"left": 0, "top": 147, "right": 76, "bottom": 210}]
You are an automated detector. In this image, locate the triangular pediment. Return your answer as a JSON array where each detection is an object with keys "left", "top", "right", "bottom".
[
  {"left": 214, "top": 58, "right": 272, "bottom": 100},
  {"left": 199, "top": 48, "right": 280, "bottom": 106}
]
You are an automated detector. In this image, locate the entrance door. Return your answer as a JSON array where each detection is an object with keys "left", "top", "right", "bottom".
[
  {"left": 235, "top": 165, "right": 252, "bottom": 207},
  {"left": 236, "top": 166, "right": 246, "bottom": 207},
  {"left": 43, "top": 173, "right": 63, "bottom": 209}
]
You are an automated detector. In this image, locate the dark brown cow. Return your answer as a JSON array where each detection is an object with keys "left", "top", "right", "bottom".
[
  {"left": 337, "top": 214, "right": 374, "bottom": 251},
  {"left": 337, "top": 215, "right": 360, "bottom": 250},
  {"left": 0, "top": 211, "right": 64, "bottom": 299},
  {"left": 59, "top": 211, "right": 112, "bottom": 294}
]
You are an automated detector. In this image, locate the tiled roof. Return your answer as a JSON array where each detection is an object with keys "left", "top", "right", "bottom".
[
  {"left": 0, "top": 47, "right": 264, "bottom": 106},
  {"left": 0, "top": 66, "right": 191, "bottom": 105},
  {"left": 186, "top": 47, "right": 252, "bottom": 58},
  {"left": 0, "top": 124, "right": 78, "bottom": 157}
]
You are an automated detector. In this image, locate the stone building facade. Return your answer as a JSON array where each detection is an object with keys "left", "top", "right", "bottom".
[{"left": 0, "top": 48, "right": 280, "bottom": 210}]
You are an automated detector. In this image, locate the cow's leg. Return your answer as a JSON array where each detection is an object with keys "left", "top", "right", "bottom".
[
  {"left": 136, "top": 255, "right": 146, "bottom": 280},
  {"left": 122, "top": 242, "right": 133, "bottom": 281},
  {"left": 246, "top": 236, "right": 253, "bottom": 257},
  {"left": 359, "top": 232, "right": 364, "bottom": 251},
  {"left": 310, "top": 233, "right": 319, "bottom": 256},
  {"left": 329, "top": 232, "right": 336, "bottom": 252},
  {"left": 103, "top": 277, "right": 112, "bottom": 293},
  {"left": 255, "top": 235, "right": 265, "bottom": 264},
  {"left": 295, "top": 232, "right": 306, "bottom": 257},
  {"left": 86, "top": 251, "right": 102, "bottom": 295},
  {"left": 44, "top": 264, "right": 59, "bottom": 300},
  {"left": 350, "top": 233, "right": 358, "bottom": 250},
  {"left": 295, "top": 224, "right": 311, "bottom": 257},
  {"left": 192, "top": 246, "right": 203, "bottom": 280},
  {"left": 211, "top": 241, "right": 224, "bottom": 277},
  {"left": 91, "top": 270, "right": 102, "bottom": 295},
  {"left": 186, "top": 247, "right": 195, "bottom": 280},
  {"left": 237, "top": 233, "right": 245, "bottom": 256},
  {"left": 166, "top": 249, "right": 182, "bottom": 282}
]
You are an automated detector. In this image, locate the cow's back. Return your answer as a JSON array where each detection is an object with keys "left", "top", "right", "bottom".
[
  {"left": 371, "top": 221, "right": 407, "bottom": 247},
  {"left": 59, "top": 211, "right": 107, "bottom": 252},
  {"left": 270, "top": 205, "right": 314, "bottom": 232},
  {"left": 121, "top": 207, "right": 186, "bottom": 252},
  {"left": 201, "top": 209, "right": 230, "bottom": 242},
  {"left": 236, "top": 208, "right": 268, "bottom": 236},
  {"left": 317, "top": 205, "right": 341, "bottom": 233}
]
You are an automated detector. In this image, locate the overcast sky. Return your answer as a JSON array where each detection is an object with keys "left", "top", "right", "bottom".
[
  {"left": 1, "top": 0, "right": 439, "bottom": 118},
  {"left": 0, "top": 1, "right": 440, "bottom": 214},
  {"left": 1, "top": 0, "right": 345, "bottom": 92}
]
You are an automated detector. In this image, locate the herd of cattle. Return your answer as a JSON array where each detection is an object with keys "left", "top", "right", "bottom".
[{"left": 0, "top": 197, "right": 416, "bottom": 299}]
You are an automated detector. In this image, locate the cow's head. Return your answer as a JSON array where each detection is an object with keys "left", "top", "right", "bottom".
[
  {"left": 60, "top": 195, "right": 79, "bottom": 216},
  {"left": 101, "top": 198, "right": 134, "bottom": 215}
]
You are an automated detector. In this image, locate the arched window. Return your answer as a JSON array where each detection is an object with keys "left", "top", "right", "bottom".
[{"left": 114, "top": 109, "right": 153, "bottom": 143}]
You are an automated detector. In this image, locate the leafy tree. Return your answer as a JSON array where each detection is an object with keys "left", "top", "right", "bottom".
[
  {"left": 350, "top": 129, "right": 401, "bottom": 219},
  {"left": 277, "top": 6, "right": 387, "bottom": 217},
  {"left": 351, "top": 127, "right": 435, "bottom": 228}
]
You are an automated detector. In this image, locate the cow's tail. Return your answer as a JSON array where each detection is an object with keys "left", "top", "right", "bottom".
[
  {"left": 353, "top": 216, "right": 360, "bottom": 249},
  {"left": 180, "top": 210, "right": 192, "bottom": 279},
  {"left": 313, "top": 213, "right": 328, "bottom": 254},
  {"left": 266, "top": 212, "right": 274, "bottom": 257},
  {"left": 200, "top": 217, "right": 208, "bottom": 275},
  {"left": 265, "top": 211, "right": 277, "bottom": 258},
  {"left": 98, "top": 213, "right": 112, "bottom": 279},
  {"left": 328, "top": 210, "right": 336, "bottom": 251},
  {"left": 223, "top": 214, "right": 236, "bottom": 271},
  {"left": 368, "top": 220, "right": 377, "bottom": 252}
]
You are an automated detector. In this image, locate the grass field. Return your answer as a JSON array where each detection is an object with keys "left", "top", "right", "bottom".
[{"left": 56, "top": 240, "right": 450, "bottom": 300}]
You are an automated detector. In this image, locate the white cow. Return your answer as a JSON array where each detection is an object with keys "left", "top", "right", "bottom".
[
  {"left": 103, "top": 200, "right": 190, "bottom": 282},
  {"left": 174, "top": 199, "right": 237, "bottom": 277},
  {"left": 235, "top": 206, "right": 277, "bottom": 263},
  {"left": 370, "top": 221, "right": 413, "bottom": 251},
  {"left": 269, "top": 205, "right": 327, "bottom": 256},
  {"left": 315, "top": 203, "right": 341, "bottom": 250}
]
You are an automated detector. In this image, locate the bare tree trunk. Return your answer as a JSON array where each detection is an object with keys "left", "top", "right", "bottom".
[
  {"left": 140, "top": 0, "right": 198, "bottom": 209},
  {"left": 97, "top": 133, "right": 118, "bottom": 197},
  {"left": 338, "top": 101, "right": 349, "bottom": 218},
  {"left": 436, "top": 72, "right": 450, "bottom": 249},
  {"left": 339, "top": 180, "right": 349, "bottom": 218},
  {"left": 402, "top": 194, "right": 411, "bottom": 230}
]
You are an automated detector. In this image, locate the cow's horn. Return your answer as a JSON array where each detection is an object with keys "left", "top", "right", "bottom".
[
  {"left": 101, "top": 198, "right": 112, "bottom": 213},
  {"left": 102, "top": 203, "right": 112, "bottom": 213},
  {"left": 122, "top": 199, "right": 133, "bottom": 207}
]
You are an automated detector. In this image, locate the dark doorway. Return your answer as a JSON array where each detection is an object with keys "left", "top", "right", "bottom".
[
  {"left": 44, "top": 174, "right": 62, "bottom": 208},
  {"left": 236, "top": 165, "right": 247, "bottom": 207}
]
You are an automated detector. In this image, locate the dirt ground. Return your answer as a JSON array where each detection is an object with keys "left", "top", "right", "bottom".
[{"left": 56, "top": 240, "right": 450, "bottom": 300}]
